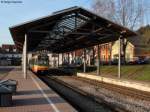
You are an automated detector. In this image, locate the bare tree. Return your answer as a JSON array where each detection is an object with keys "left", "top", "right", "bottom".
[
  {"left": 92, "top": 0, "right": 145, "bottom": 63},
  {"left": 92, "top": 0, "right": 115, "bottom": 20}
]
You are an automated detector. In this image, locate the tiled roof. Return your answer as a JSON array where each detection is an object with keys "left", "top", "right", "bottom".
[{"left": 2, "top": 44, "right": 16, "bottom": 49}]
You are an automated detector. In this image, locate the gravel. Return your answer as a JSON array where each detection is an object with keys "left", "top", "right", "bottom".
[{"left": 55, "top": 76, "right": 150, "bottom": 112}]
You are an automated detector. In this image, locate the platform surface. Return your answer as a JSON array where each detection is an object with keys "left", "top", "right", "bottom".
[{"left": 0, "top": 67, "right": 77, "bottom": 112}]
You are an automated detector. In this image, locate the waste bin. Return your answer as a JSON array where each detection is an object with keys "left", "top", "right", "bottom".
[
  {"left": 0, "top": 85, "right": 12, "bottom": 107},
  {"left": 2, "top": 79, "right": 18, "bottom": 93}
]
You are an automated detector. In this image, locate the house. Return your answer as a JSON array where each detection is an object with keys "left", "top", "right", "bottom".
[
  {"left": 2, "top": 44, "right": 17, "bottom": 52},
  {"left": 57, "top": 40, "right": 134, "bottom": 66},
  {"left": 51, "top": 37, "right": 148, "bottom": 66},
  {"left": 92, "top": 40, "right": 134, "bottom": 64},
  {"left": 111, "top": 40, "right": 134, "bottom": 62},
  {"left": 0, "top": 44, "right": 22, "bottom": 66}
]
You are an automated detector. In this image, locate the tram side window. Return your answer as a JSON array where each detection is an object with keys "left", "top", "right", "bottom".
[{"left": 34, "top": 59, "right": 38, "bottom": 65}]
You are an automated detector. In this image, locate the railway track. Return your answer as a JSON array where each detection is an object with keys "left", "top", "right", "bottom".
[
  {"left": 38, "top": 69, "right": 150, "bottom": 112},
  {"left": 46, "top": 68, "right": 150, "bottom": 101},
  {"left": 71, "top": 76, "right": 150, "bottom": 101},
  {"left": 39, "top": 75, "right": 128, "bottom": 112}
]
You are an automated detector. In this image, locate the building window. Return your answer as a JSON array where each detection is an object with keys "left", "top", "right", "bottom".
[
  {"left": 13, "top": 49, "right": 16, "bottom": 52},
  {"left": 104, "top": 55, "right": 105, "bottom": 60},
  {"left": 6, "top": 49, "right": 9, "bottom": 52}
]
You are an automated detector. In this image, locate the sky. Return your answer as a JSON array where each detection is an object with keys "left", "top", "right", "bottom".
[
  {"left": 0, "top": 0, "right": 149, "bottom": 46},
  {"left": 0, "top": 0, "right": 92, "bottom": 46}
]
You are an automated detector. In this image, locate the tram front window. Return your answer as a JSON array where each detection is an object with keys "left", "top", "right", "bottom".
[{"left": 38, "top": 60, "right": 48, "bottom": 66}]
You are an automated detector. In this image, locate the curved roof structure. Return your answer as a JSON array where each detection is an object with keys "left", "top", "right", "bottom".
[{"left": 10, "top": 6, "right": 137, "bottom": 53}]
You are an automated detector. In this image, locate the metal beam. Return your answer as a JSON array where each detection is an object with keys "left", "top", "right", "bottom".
[
  {"left": 77, "top": 14, "right": 90, "bottom": 22},
  {"left": 29, "top": 21, "right": 56, "bottom": 31},
  {"left": 59, "top": 25, "right": 73, "bottom": 32},
  {"left": 68, "top": 32, "right": 90, "bottom": 35},
  {"left": 57, "top": 23, "right": 115, "bottom": 50},
  {"left": 75, "top": 12, "right": 77, "bottom": 29},
  {"left": 57, "top": 33, "right": 115, "bottom": 53},
  {"left": 29, "top": 30, "right": 50, "bottom": 34}
]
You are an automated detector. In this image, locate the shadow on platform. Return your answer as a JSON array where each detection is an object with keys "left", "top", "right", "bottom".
[
  {"left": 15, "top": 89, "right": 55, "bottom": 96},
  {"left": 13, "top": 96, "right": 66, "bottom": 106}
]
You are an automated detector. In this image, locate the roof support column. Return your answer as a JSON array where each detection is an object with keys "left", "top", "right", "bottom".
[
  {"left": 83, "top": 48, "right": 86, "bottom": 73},
  {"left": 58, "top": 54, "right": 59, "bottom": 67},
  {"left": 23, "top": 34, "right": 27, "bottom": 79},
  {"left": 97, "top": 45, "right": 100, "bottom": 75},
  {"left": 71, "top": 52, "right": 73, "bottom": 64},
  {"left": 92, "top": 47, "right": 95, "bottom": 65},
  {"left": 73, "top": 52, "right": 75, "bottom": 64},
  {"left": 118, "top": 36, "right": 121, "bottom": 78},
  {"left": 62, "top": 53, "right": 64, "bottom": 66},
  {"left": 22, "top": 46, "right": 24, "bottom": 72},
  {"left": 75, "top": 51, "right": 77, "bottom": 65},
  {"left": 68, "top": 53, "right": 70, "bottom": 65}
]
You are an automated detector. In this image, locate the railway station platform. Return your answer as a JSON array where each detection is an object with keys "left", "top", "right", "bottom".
[
  {"left": 77, "top": 73, "right": 150, "bottom": 92},
  {"left": 0, "top": 67, "right": 76, "bottom": 112}
]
